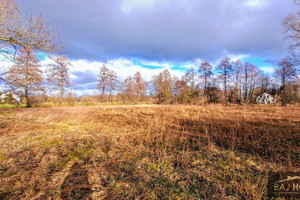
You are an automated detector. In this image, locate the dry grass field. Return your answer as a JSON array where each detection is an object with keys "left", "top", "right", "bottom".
[{"left": 0, "top": 105, "right": 299, "bottom": 199}]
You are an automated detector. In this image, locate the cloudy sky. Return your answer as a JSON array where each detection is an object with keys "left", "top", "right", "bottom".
[{"left": 14, "top": 0, "right": 296, "bottom": 95}]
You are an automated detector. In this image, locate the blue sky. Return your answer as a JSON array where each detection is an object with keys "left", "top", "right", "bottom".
[{"left": 241, "top": 57, "right": 275, "bottom": 73}]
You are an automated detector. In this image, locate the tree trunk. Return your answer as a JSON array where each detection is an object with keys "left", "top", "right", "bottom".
[
  {"left": 281, "top": 83, "right": 286, "bottom": 106},
  {"left": 25, "top": 54, "right": 31, "bottom": 108},
  {"left": 109, "top": 90, "right": 112, "bottom": 102},
  {"left": 25, "top": 88, "right": 31, "bottom": 107},
  {"left": 102, "top": 87, "right": 105, "bottom": 102},
  {"left": 204, "top": 75, "right": 207, "bottom": 96},
  {"left": 60, "top": 67, "right": 64, "bottom": 105},
  {"left": 244, "top": 68, "right": 248, "bottom": 103},
  {"left": 224, "top": 70, "right": 227, "bottom": 105}
]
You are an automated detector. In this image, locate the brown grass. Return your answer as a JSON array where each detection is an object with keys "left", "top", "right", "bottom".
[{"left": 0, "top": 105, "right": 299, "bottom": 199}]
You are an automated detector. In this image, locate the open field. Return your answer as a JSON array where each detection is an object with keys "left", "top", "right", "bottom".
[{"left": 0, "top": 105, "right": 299, "bottom": 199}]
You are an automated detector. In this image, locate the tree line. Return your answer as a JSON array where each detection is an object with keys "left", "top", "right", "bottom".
[
  {"left": 0, "top": 0, "right": 299, "bottom": 107},
  {"left": 92, "top": 57, "right": 299, "bottom": 106},
  {"left": 1, "top": 46, "right": 299, "bottom": 107}
]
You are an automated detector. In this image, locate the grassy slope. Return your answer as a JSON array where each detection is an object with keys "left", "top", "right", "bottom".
[{"left": 0, "top": 105, "right": 299, "bottom": 199}]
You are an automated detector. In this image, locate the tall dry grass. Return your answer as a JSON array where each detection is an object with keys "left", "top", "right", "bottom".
[{"left": 0, "top": 105, "right": 299, "bottom": 199}]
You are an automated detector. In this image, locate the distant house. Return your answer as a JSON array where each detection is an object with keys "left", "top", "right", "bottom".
[{"left": 256, "top": 93, "right": 275, "bottom": 104}]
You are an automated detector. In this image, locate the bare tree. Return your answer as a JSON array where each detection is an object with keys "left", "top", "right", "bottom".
[
  {"left": 284, "top": 0, "right": 300, "bottom": 50},
  {"left": 107, "top": 70, "right": 118, "bottom": 102},
  {"left": 242, "top": 62, "right": 257, "bottom": 103},
  {"left": 276, "top": 58, "right": 297, "bottom": 86},
  {"left": 65, "top": 92, "right": 77, "bottom": 106},
  {"left": 248, "top": 65, "right": 259, "bottom": 103},
  {"left": 233, "top": 60, "right": 243, "bottom": 104},
  {"left": 133, "top": 72, "right": 146, "bottom": 101},
  {"left": 0, "top": 0, "right": 60, "bottom": 55},
  {"left": 120, "top": 76, "right": 135, "bottom": 103},
  {"left": 275, "top": 58, "right": 297, "bottom": 105},
  {"left": 184, "top": 67, "right": 198, "bottom": 91},
  {"left": 173, "top": 78, "right": 194, "bottom": 104},
  {"left": 0, "top": 0, "right": 61, "bottom": 83},
  {"left": 97, "top": 64, "right": 110, "bottom": 101},
  {"left": 97, "top": 64, "right": 118, "bottom": 102},
  {"left": 198, "top": 62, "right": 213, "bottom": 92},
  {"left": 152, "top": 69, "right": 173, "bottom": 103},
  {"left": 217, "top": 57, "right": 233, "bottom": 104},
  {"left": 283, "top": 0, "right": 300, "bottom": 71},
  {"left": 174, "top": 79, "right": 188, "bottom": 97},
  {"left": 6, "top": 48, "right": 43, "bottom": 107},
  {"left": 120, "top": 72, "right": 146, "bottom": 103},
  {"left": 46, "top": 55, "right": 71, "bottom": 104},
  {"left": 258, "top": 73, "right": 271, "bottom": 94}
]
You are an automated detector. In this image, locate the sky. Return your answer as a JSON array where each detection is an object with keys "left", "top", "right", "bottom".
[{"left": 11, "top": 0, "right": 297, "bottom": 95}]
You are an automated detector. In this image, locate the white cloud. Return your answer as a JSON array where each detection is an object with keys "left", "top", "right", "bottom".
[
  {"left": 72, "top": 89, "right": 98, "bottom": 96},
  {"left": 0, "top": 60, "right": 14, "bottom": 91},
  {"left": 228, "top": 54, "right": 250, "bottom": 62},
  {"left": 67, "top": 59, "right": 99, "bottom": 72},
  {"left": 0, "top": 61, "right": 13, "bottom": 71},
  {"left": 121, "top": 0, "right": 164, "bottom": 13},
  {"left": 260, "top": 66, "right": 274, "bottom": 74},
  {"left": 70, "top": 58, "right": 184, "bottom": 81},
  {"left": 211, "top": 53, "right": 250, "bottom": 67},
  {"left": 67, "top": 58, "right": 185, "bottom": 95},
  {"left": 139, "top": 60, "right": 174, "bottom": 69},
  {"left": 244, "top": 0, "right": 270, "bottom": 8}
]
